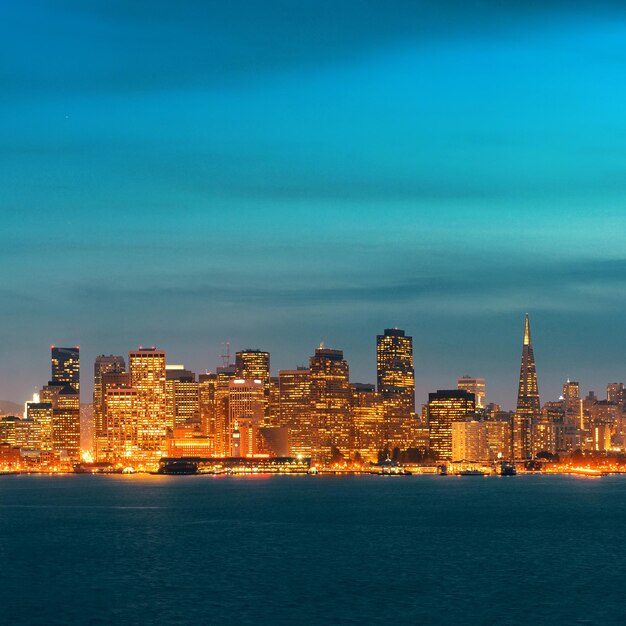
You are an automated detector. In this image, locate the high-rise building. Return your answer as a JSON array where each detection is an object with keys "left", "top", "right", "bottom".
[
  {"left": 214, "top": 364, "right": 236, "bottom": 456},
  {"left": 165, "top": 365, "right": 199, "bottom": 428},
  {"left": 235, "top": 350, "right": 270, "bottom": 422},
  {"left": 53, "top": 385, "right": 81, "bottom": 459},
  {"left": 351, "top": 383, "right": 385, "bottom": 463},
  {"left": 93, "top": 355, "right": 126, "bottom": 451},
  {"left": 229, "top": 379, "right": 264, "bottom": 456},
  {"left": 457, "top": 377, "right": 486, "bottom": 409},
  {"left": 376, "top": 329, "right": 415, "bottom": 418},
  {"left": 278, "top": 368, "right": 311, "bottom": 458},
  {"left": 309, "top": 346, "right": 352, "bottom": 463},
  {"left": 427, "top": 389, "right": 476, "bottom": 460},
  {"left": 607, "top": 383, "right": 625, "bottom": 408},
  {"left": 105, "top": 386, "right": 140, "bottom": 462},
  {"left": 198, "top": 373, "right": 217, "bottom": 436},
  {"left": 51, "top": 346, "right": 80, "bottom": 394},
  {"left": 562, "top": 380, "right": 583, "bottom": 429},
  {"left": 514, "top": 314, "right": 540, "bottom": 460},
  {"left": 26, "top": 402, "right": 53, "bottom": 450},
  {"left": 451, "top": 420, "right": 487, "bottom": 461},
  {"left": 129, "top": 348, "right": 167, "bottom": 462}
]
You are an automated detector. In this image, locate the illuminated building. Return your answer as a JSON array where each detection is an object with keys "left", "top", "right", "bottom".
[
  {"left": 95, "top": 370, "right": 131, "bottom": 460},
  {"left": 51, "top": 346, "right": 80, "bottom": 394},
  {"left": 53, "top": 386, "right": 81, "bottom": 459},
  {"left": 376, "top": 328, "right": 415, "bottom": 418},
  {"left": 351, "top": 383, "right": 385, "bottom": 462},
  {"left": 514, "top": 314, "right": 540, "bottom": 460},
  {"left": 451, "top": 420, "right": 487, "bottom": 461},
  {"left": 531, "top": 420, "right": 557, "bottom": 456},
  {"left": 214, "top": 364, "right": 236, "bottom": 456},
  {"left": 562, "top": 380, "right": 583, "bottom": 428},
  {"left": 235, "top": 349, "right": 270, "bottom": 421},
  {"left": 93, "top": 355, "right": 125, "bottom": 451},
  {"left": 198, "top": 373, "right": 217, "bottom": 436},
  {"left": 129, "top": 348, "right": 167, "bottom": 461},
  {"left": 607, "top": 383, "right": 625, "bottom": 408},
  {"left": 165, "top": 365, "right": 199, "bottom": 428},
  {"left": 590, "top": 400, "right": 620, "bottom": 451},
  {"left": 27, "top": 402, "right": 53, "bottom": 450},
  {"left": 278, "top": 367, "right": 311, "bottom": 457},
  {"left": 309, "top": 346, "right": 352, "bottom": 463},
  {"left": 484, "top": 418, "right": 512, "bottom": 460},
  {"left": 268, "top": 376, "right": 280, "bottom": 426},
  {"left": 457, "top": 377, "right": 486, "bottom": 409},
  {"left": 428, "top": 389, "right": 475, "bottom": 461},
  {"left": 592, "top": 424, "right": 612, "bottom": 452},
  {"left": 228, "top": 379, "right": 264, "bottom": 456},
  {"left": 104, "top": 386, "right": 140, "bottom": 462},
  {"left": 167, "top": 424, "right": 214, "bottom": 457}
]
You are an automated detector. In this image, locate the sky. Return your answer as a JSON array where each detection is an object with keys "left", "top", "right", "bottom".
[{"left": 2, "top": 0, "right": 626, "bottom": 409}]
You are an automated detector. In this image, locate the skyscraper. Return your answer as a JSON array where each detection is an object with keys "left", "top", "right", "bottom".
[
  {"left": 129, "top": 348, "right": 167, "bottom": 462},
  {"left": 376, "top": 329, "right": 415, "bottom": 418},
  {"left": 562, "top": 380, "right": 583, "bottom": 429},
  {"left": 198, "top": 373, "right": 217, "bottom": 436},
  {"left": 229, "top": 379, "right": 265, "bottom": 456},
  {"left": 457, "top": 377, "right": 486, "bottom": 409},
  {"left": 235, "top": 350, "right": 271, "bottom": 422},
  {"left": 165, "top": 365, "right": 199, "bottom": 428},
  {"left": 309, "top": 346, "right": 352, "bottom": 463},
  {"left": 51, "top": 346, "right": 80, "bottom": 394},
  {"left": 278, "top": 368, "right": 312, "bottom": 458},
  {"left": 514, "top": 314, "right": 540, "bottom": 460},
  {"left": 93, "top": 355, "right": 126, "bottom": 453},
  {"left": 428, "top": 389, "right": 476, "bottom": 460}
]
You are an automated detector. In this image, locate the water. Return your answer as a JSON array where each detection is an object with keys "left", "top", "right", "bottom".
[{"left": 1, "top": 474, "right": 625, "bottom": 625}]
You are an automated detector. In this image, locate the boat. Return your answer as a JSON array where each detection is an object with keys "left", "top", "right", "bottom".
[
  {"left": 458, "top": 469, "right": 488, "bottom": 476},
  {"left": 157, "top": 460, "right": 198, "bottom": 475},
  {"left": 499, "top": 462, "right": 517, "bottom": 476}
]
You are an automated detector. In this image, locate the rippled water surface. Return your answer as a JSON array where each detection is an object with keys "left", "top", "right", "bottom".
[{"left": 1, "top": 474, "right": 625, "bottom": 625}]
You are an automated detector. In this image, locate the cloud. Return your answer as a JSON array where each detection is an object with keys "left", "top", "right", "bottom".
[{"left": 3, "top": 0, "right": 625, "bottom": 96}]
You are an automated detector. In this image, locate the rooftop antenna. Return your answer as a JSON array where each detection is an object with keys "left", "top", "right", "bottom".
[{"left": 220, "top": 341, "right": 231, "bottom": 367}]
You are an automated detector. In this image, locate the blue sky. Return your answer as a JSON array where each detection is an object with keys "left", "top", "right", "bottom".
[{"left": 2, "top": 1, "right": 626, "bottom": 408}]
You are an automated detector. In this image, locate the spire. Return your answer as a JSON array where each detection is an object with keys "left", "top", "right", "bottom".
[
  {"left": 523, "top": 313, "right": 531, "bottom": 346},
  {"left": 514, "top": 313, "right": 540, "bottom": 460}
]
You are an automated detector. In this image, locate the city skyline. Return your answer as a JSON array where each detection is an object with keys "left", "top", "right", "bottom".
[
  {"left": 2, "top": 315, "right": 625, "bottom": 416},
  {"left": 3, "top": 2, "right": 626, "bottom": 407}
]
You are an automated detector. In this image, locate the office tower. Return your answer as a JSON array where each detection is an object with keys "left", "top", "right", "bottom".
[
  {"left": 235, "top": 350, "right": 271, "bottom": 422},
  {"left": 451, "top": 420, "right": 487, "bottom": 461},
  {"left": 278, "top": 368, "right": 312, "bottom": 457},
  {"left": 27, "top": 402, "right": 53, "bottom": 450},
  {"left": 514, "top": 314, "right": 540, "bottom": 460},
  {"left": 607, "top": 383, "right": 625, "bottom": 407},
  {"left": 428, "top": 390, "right": 475, "bottom": 460},
  {"left": 562, "top": 380, "right": 583, "bottom": 428},
  {"left": 105, "top": 386, "right": 140, "bottom": 462},
  {"left": 376, "top": 328, "right": 415, "bottom": 418},
  {"left": 198, "top": 373, "right": 217, "bottom": 436},
  {"left": 484, "top": 418, "right": 512, "bottom": 460},
  {"left": 129, "top": 348, "right": 167, "bottom": 462},
  {"left": 93, "top": 355, "right": 125, "bottom": 448},
  {"left": 351, "top": 383, "right": 386, "bottom": 462},
  {"left": 457, "top": 377, "right": 486, "bottom": 409},
  {"left": 53, "top": 385, "right": 81, "bottom": 459},
  {"left": 165, "top": 365, "right": 199, "bottom": 428},
  {"left": 214, "top": 364, "right": 236, "bottom": 456},
  {"left": 531, "top": 420, "right": 557, "bottom": 457},
  {"left": 309, "top": 346, "right": 352, "bottom": 463},
  {"left": 228, "top": 379, "right": 264, "bottom": 456},
  {"left": 268, "top": 376, "right": 280, "bottom": 426},
  {"left": 51, "top": 346, "right": 80, "bottom": 394}
]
